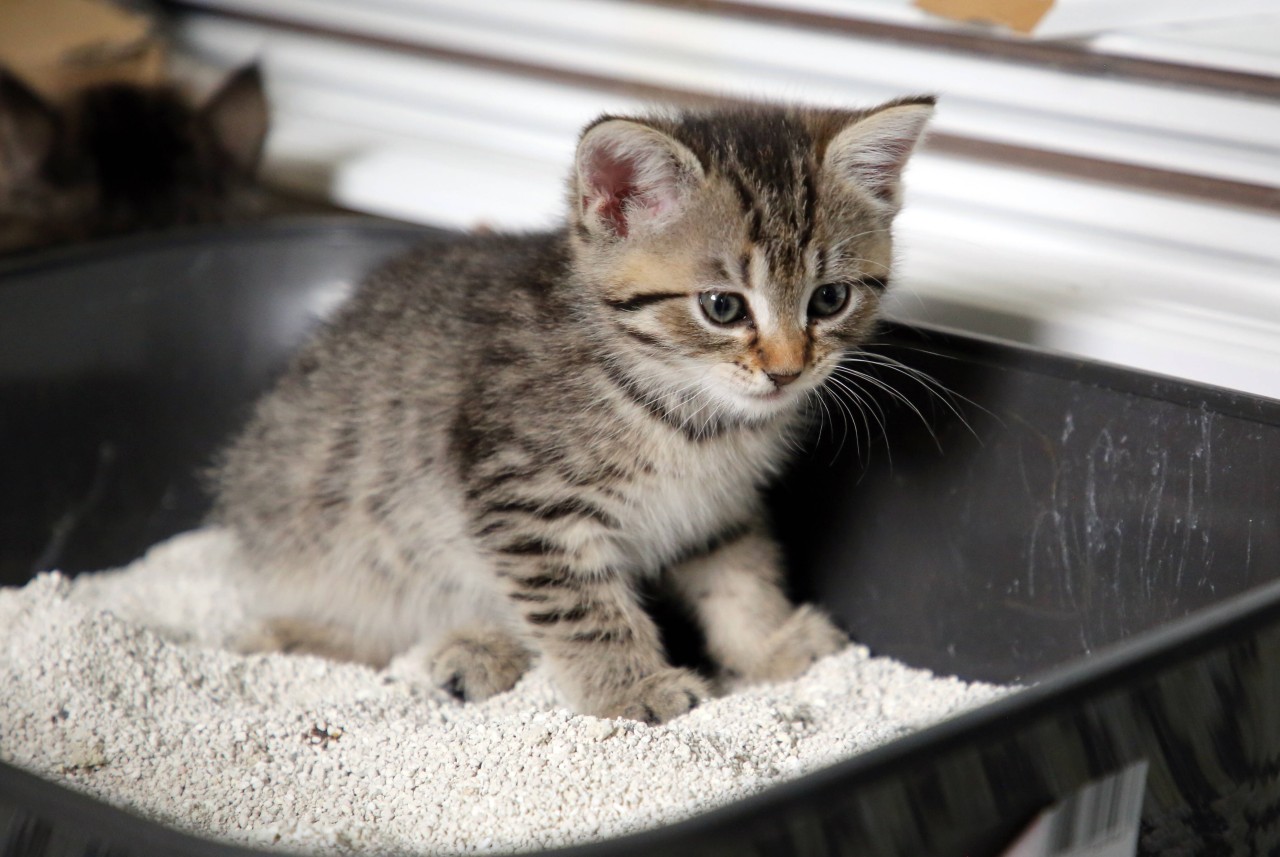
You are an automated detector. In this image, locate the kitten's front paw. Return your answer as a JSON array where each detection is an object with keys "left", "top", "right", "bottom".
[
  {"left": 430, "top": 628, "right": 533, "bottom": 702},
  {"left": 744, "top": 605, "right": 847, "bottom": 683},
  {"left": 595, "top": 668, "right": 710, "bottom": 725}
]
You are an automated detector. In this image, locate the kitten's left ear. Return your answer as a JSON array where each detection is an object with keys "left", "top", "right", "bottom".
[
  {"left": 824, "top": 96, "right": 935, "bottom": 209},
  {"left": 574, "top": 118, "right": 704, "bottom": 240},
  {"left": 203, "top": 64, "right": 269, "bottom": 173},
  {"left": 0, "top": 69, "right": 59, "bottom": 189}
]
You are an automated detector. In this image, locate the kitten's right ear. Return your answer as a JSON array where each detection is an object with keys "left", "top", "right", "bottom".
[
  {"left": 824, "top": 96, "right": 935, "bottom": 210},
  {"left": 203, "top": 64, "right": 269, "bottom": 174},
  {"left": 573, "top": 119, "right": 703, "bottom": 240},
  {"left": 0, "top": 69, "right": 58, "bottom": 189}
]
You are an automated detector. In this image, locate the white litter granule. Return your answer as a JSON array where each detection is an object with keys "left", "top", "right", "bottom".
[{"left": 0, "top": 529, "right": 1009, "bottom": 855}]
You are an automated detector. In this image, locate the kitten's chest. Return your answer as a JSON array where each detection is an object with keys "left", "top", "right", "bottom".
[{"left": 611, "top": 429, "right": 784, "bottom": 569}]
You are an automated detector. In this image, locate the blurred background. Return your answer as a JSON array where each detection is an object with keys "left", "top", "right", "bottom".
[{"left": 4, "top": 0, "right": 1279, "bottom": 398}]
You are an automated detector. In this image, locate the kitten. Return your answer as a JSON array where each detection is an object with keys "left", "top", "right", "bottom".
[
  {"left": 0, "top": 64, "right": 267, "bottom": 254},
  {"left": 214, "top": 97, "right": 935, "bottom": 723}
]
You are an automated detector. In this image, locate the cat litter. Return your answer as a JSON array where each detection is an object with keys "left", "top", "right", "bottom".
[{"left": 0, "top": 528, "right": 1008, "bottom": 856}]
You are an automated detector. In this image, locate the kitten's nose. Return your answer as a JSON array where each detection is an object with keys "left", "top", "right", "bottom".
[{"left": 767, "top": 370, "right": 801, "bottom": 388}]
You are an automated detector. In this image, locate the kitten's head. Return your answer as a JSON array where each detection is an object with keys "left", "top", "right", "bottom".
[
  {"left": 0, "top": 65, "right": 268, "bottom": 252},
  {"left": 568, "top": 98, "right": 934, "bottom": 425}
]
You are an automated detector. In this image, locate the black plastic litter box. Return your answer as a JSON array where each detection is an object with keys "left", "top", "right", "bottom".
[{"left": 2, "top": 219, "right": 1278, "bottom": 856}]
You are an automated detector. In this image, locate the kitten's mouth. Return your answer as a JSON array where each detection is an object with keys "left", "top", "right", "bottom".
[{"left": 745, "top": 386, "right": 797, "bottom": 405}]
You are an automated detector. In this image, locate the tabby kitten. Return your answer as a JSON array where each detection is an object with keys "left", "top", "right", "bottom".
[
  {"left": 215, "top": 97, "right": 935, "bottom": 723},
  {"left": 0, "top": 65, "right": 267, "bottom": 254}
]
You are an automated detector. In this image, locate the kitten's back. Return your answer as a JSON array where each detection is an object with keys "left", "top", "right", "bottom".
[{"left": 212, "top": 231, "right": 574, "bottom": 552}]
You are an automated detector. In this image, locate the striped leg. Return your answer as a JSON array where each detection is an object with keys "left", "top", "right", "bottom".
[{"left": 504, "top": 559, "right": 708, "bottom": 723}]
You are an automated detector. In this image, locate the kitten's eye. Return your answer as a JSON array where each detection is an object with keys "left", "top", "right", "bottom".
[
  {"left": 698, "top": 291, "right": 749, "bottom": 326},
  {"left": 808, "top": 283, "right": 849, "bottom": 319}
]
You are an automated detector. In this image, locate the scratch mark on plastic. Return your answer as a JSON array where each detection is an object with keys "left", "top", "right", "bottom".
[{"left": 32, "top": 441, "right": 117, "bottom": 573}]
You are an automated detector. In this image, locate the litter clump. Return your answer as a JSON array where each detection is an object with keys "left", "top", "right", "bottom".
[{"left": 0, "top": 528, "right": 1009, "bottom": 855}]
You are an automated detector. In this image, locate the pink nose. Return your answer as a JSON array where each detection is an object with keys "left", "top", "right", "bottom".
[{"left": 767, "top": 371, "right": 801, "bottom": 387}]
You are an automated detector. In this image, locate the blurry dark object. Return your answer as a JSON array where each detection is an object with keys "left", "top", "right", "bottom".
[{"left": 0, "top": 62, "right": 268, "bottom": 254}]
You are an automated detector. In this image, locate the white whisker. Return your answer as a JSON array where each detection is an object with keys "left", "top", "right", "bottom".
[{"left": 845, "top": 350, "right": 991, "bottom": 443}]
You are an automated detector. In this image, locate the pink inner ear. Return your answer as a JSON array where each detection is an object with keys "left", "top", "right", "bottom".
[
  {"left": 865, "top": 140, "right": 915, "bottom": 202},
  {"left": 585, "top": 147, "right": 640, "bottom": 238}
]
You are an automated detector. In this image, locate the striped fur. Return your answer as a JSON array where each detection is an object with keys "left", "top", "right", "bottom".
[{"left": 214, "top": 97, "right": 934, "bottom": 723}]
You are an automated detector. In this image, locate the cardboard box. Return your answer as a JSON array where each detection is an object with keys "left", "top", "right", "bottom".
[
  {"left": 915, "top": 0, "right": 1053, "bottom": 35},
  {"left": 914, "top": 0, "right": 1276, "bottom": 38},
  {"left": 0, "top": 0, "right": 164, "bottom": 99}
]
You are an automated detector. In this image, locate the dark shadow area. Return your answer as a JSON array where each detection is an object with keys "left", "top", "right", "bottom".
[
  {"left": 774, "top": 324, "right": 1280, "bottom": 683},
  {"left": 0, "top": 218, "right": 427, "bottom": 580}
]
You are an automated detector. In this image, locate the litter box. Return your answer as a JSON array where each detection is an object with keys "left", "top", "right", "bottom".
[{"left": 2, "top": 219, "right": 1278, "bottom": 856}]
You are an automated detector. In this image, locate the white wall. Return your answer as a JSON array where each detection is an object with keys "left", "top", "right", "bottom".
[{"left": 173, "top": 1, "right": 1280, "bottom": 399}]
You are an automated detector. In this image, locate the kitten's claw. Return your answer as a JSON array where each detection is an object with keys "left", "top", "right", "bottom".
[
  {"left": 441, "top": 672, "right": 467, "bottom": 701},
  {"left": 744, "top": 606, "right": 848, "bottom": 683},
  {"left": 429, "top": 629, "right": 533, "bottom": 702},
  {"left": 597, "top": 667, "right": 710, "bottom": 724}
]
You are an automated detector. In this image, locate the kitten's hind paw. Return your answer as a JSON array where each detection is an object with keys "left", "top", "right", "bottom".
[
  {"left": 596, "top": 667, "right": 710, "bottom": 725},
  {"left": 430, "top": 628, "right": 533, "bottom": 702},
  {"left": 743, "top": 605, "right": 847, "bottom": 683}
]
